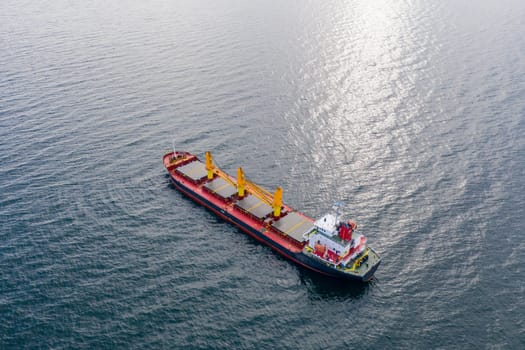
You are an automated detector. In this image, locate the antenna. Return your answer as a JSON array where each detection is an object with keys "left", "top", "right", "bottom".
[{"left": 332, "top": 201, "right": 344, "bottom": 222}]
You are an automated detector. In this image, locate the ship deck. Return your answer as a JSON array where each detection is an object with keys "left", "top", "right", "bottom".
[
  {"left": 163, "top": 152, "right": 305, "bottom": 253},
  {"left": 271, "top": 212, "right": 313, "bottom": 242},
  {"left": 203, "top": 177, "right": 237, "bottom": 199},
  {"left": 176, "top": 161, "right": 208, "bottom": 182},
  {"left": 163, "top": 151, "right": 380, "bottom": 281},
  {"left": 235, "top": 195, "right": 273, "bottom": 220}
]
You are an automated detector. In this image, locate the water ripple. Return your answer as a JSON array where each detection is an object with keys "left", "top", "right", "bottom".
[{"left": 1, "top": 0, "right": 525, "bottom": 348}]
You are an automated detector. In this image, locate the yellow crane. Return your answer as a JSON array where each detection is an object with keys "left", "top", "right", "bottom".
[{"left": 206, "top": 151, "right": 283, "bottom": 218}]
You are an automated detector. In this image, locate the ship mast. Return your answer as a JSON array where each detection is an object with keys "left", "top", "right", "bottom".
[
  {"left": 333, "top": 201, "right": 344, "bottom": 224},
  {"left": 205, "top": 151, "right": 214, "bottom": 180},
  {"left": 237, "top": 167, "right": 246, "bottom": 198}
]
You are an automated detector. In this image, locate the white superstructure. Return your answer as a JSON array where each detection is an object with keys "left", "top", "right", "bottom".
[{"left": 306, "top": 212, "right": 367, "bottom": 266}]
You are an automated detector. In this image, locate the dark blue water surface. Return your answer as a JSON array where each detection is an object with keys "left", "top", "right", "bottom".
[{"left": 1, "top": 0, "right": 524, "bottom": 348}]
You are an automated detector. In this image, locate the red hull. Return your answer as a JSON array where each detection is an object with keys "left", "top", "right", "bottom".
[
  {"left": 163, "top": 151, "right": 381, "bottom": 282},
  {"left": 163, "top": 152, "right": 307, "bottom": 254}
]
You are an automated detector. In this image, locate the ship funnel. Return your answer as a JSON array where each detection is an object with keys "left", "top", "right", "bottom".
[
  {"left": 272, "top": 186, "right": 283, "bottom": 218},
  {"left": 237, "top": 167, "right": 246, "bottom": 198},
  {"left": 205, "top": 151, "right": 214, "bottom": 180}
]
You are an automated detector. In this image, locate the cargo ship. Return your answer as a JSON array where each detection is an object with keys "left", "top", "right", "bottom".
[{"left": 163, "top": 151, "right": 381, "bottom": 282}]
